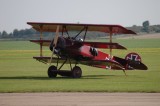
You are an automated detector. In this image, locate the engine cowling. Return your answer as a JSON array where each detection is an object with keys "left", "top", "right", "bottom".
[{"left": 49, "top": 37, "right": 66, "bottom": 54}]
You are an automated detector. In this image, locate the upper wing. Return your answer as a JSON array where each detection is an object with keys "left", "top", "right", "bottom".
[{"left": 27, "top": 22, "right": 136, "bottom": 34}]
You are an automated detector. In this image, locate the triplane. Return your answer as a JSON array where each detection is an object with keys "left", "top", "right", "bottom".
[{"left": 27, "top": 22, "right": 148, "bottom": 78}]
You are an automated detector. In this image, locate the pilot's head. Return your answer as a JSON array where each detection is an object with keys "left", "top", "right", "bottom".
[{"left": 79, "top": 38, "right": 83, "bottom": 42}]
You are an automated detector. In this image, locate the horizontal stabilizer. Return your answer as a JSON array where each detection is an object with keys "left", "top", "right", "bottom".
[
  {"left": 127, "top": 60, "right": 148, "bottom": 70},
  {"left": 113, "top": 56, "right": 148, "bottom": 70}
]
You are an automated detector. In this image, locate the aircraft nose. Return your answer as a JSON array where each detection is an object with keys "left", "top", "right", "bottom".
[{"left": 49, "top": 37, "right": 66, "bottom": 52}]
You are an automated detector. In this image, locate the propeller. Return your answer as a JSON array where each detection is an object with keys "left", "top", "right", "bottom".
[{"left": 50, "top": 25, "right": 60, "bottom": 65}]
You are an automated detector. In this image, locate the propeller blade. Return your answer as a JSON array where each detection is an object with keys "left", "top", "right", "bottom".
[
  {"left": 50, "top": 25, "right": 60, "bottom": 65},
  {"left": 53, "top": 25, "right": 60, "bottom": 47}
]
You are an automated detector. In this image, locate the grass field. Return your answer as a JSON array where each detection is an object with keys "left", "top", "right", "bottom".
[{"left": 0, "top": 38, "right": 160, "bottom": 93}]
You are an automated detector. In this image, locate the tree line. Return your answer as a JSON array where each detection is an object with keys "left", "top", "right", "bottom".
[
  {"left": 0, "top": 21, "right": 160, "bottom": 39},
  {"left": 128, "top": 21, "right": 160, "bottom": 34}
]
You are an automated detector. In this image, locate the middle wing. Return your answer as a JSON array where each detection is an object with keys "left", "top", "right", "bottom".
[
  {"left": 78, "top": 42, "right": 126, "bottom": 49},
  {"left": 30, "top": 40, "right": 126, "bottom": 49}
]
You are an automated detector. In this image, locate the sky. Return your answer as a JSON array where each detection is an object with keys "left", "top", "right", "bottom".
[{"left": 0, "top": 0, "right": 160, "bottom": 33}]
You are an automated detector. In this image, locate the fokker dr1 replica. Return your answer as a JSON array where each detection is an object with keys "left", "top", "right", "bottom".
[{"left": 27, "top": 22, "right": 148, "bottom": 78}]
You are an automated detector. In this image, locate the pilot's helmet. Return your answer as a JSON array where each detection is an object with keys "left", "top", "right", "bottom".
[{"left": 79, "top": 38, "right": 83, "bottom": 42}]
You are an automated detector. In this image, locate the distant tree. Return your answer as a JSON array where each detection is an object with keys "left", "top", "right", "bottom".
[
  {"left": 13, "top": 29, "right": 19, "bottom": 37},
  {"left": 0, "top": 32, "right": 1, "bottom": 38},
  {"left": 152, "top": 25, "right": 160, "bottom": 33},
  {"left": 24, "top": 28, "right": 36, "bottom": 36},
  {"left": 142, "top": 20, "right": 150, "bottom": 33},
  {"left": 9, "top": 32, "right": 13, "bottom": 38},
  {"left": 127, "top": 25, "right": 142, "bottom": 33},
  {"left": 19, "top": 29, "right": 25, "bottom": 37},
  {"left": 1, "top": 31, "right": 8, "bottom": 38}
]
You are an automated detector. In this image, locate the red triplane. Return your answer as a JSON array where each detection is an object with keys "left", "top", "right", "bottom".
[{"left": 27, "top": 22, "right": 148, "bottom": 78}]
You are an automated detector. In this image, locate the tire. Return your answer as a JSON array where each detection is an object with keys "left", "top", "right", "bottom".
[
  {"left": 48, "top": 66, "right": 57, "bottom": 78},
  {"left": 72, "top": 66, "right": 82, "bottom": 78}
]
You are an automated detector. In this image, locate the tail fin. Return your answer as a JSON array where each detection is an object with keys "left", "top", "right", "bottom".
[
  {"left": 125, "top": 53, "right": 148, "bottom": 70},
  {"left": 113, "top": 53, "right": 148, "bottom": 70}
]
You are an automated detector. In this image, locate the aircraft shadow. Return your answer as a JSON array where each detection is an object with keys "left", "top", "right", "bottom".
[
  {"left": 82, "top": 75, "right": 117, "bottom": 79},
  {"left": 0, "top": 76, "right": 50, "bottom": 80},
  {"left": 0, "top": 76, "right": 84, "bottom": 80},
  {"left": 0, "top": 75, "right": 128, "bottom": 80}
]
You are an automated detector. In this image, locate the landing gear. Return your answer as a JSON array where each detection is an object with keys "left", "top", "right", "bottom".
[
  {"left": 47, "top": 66, "right": 82, "bottom": 78},
  {"left": 48, "top": 66, "right": 57, "bottom": 78},
  {"left": 72, "top": 66, "right": 82, "bottom": 78}
]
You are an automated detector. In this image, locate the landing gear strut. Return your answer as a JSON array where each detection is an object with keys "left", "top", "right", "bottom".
[{"left": 47, "top": 65, "right": 82, "bottom": 78}]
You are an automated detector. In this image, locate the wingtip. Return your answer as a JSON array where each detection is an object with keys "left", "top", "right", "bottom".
[{"left": 128, "top": 30, "right": 137, "bottom": 35}]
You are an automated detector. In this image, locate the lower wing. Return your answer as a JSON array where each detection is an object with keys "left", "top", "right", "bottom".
[{"left": 33, "top": 56, "right": 124, "bottom": 70}]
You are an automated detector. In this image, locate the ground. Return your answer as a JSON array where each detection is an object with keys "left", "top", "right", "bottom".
[
  {"left": 0, "top": 93, "right": 160, "bottom": 106},
  {"left": 0, "top": 33, "right": 160, "bottom": 106}
]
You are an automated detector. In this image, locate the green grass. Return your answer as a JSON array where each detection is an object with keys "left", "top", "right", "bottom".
[{"left": 0, "top": 39, "right": 160, "bottom": 93}]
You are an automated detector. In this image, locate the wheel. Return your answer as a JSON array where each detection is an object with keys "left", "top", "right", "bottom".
[
  {"left": 72, "top": 66, "right": 82, "bottom": 78},
  {"left": 48, "top": 65, "right": 57, "bottom": 78}
]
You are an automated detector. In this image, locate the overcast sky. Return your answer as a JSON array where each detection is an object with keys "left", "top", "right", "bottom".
[{"left": 0, "top": 0, "right": 160, "bottom": 33}]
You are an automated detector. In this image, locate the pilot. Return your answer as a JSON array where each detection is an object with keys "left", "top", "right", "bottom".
[
  {"left": 78, "top": 38, "right": 83, "bottom": 42},
  {"left": 75, "top": 38, "right": 83, "bottom": 42}
]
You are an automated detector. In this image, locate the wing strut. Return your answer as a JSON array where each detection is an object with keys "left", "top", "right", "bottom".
[
  {"left": 109, "top": 27, "right": 113, "bottom": 59},
  {"left": 83, "top": 26, "right": 88, "bottom": 41},
  {"left": 40, "top": 25, "right": 43, "bottom": 57}
]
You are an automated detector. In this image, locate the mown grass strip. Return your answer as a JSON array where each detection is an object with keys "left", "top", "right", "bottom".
[{"left": 0, "top": 39, "right": 160, "bottom": 92}]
